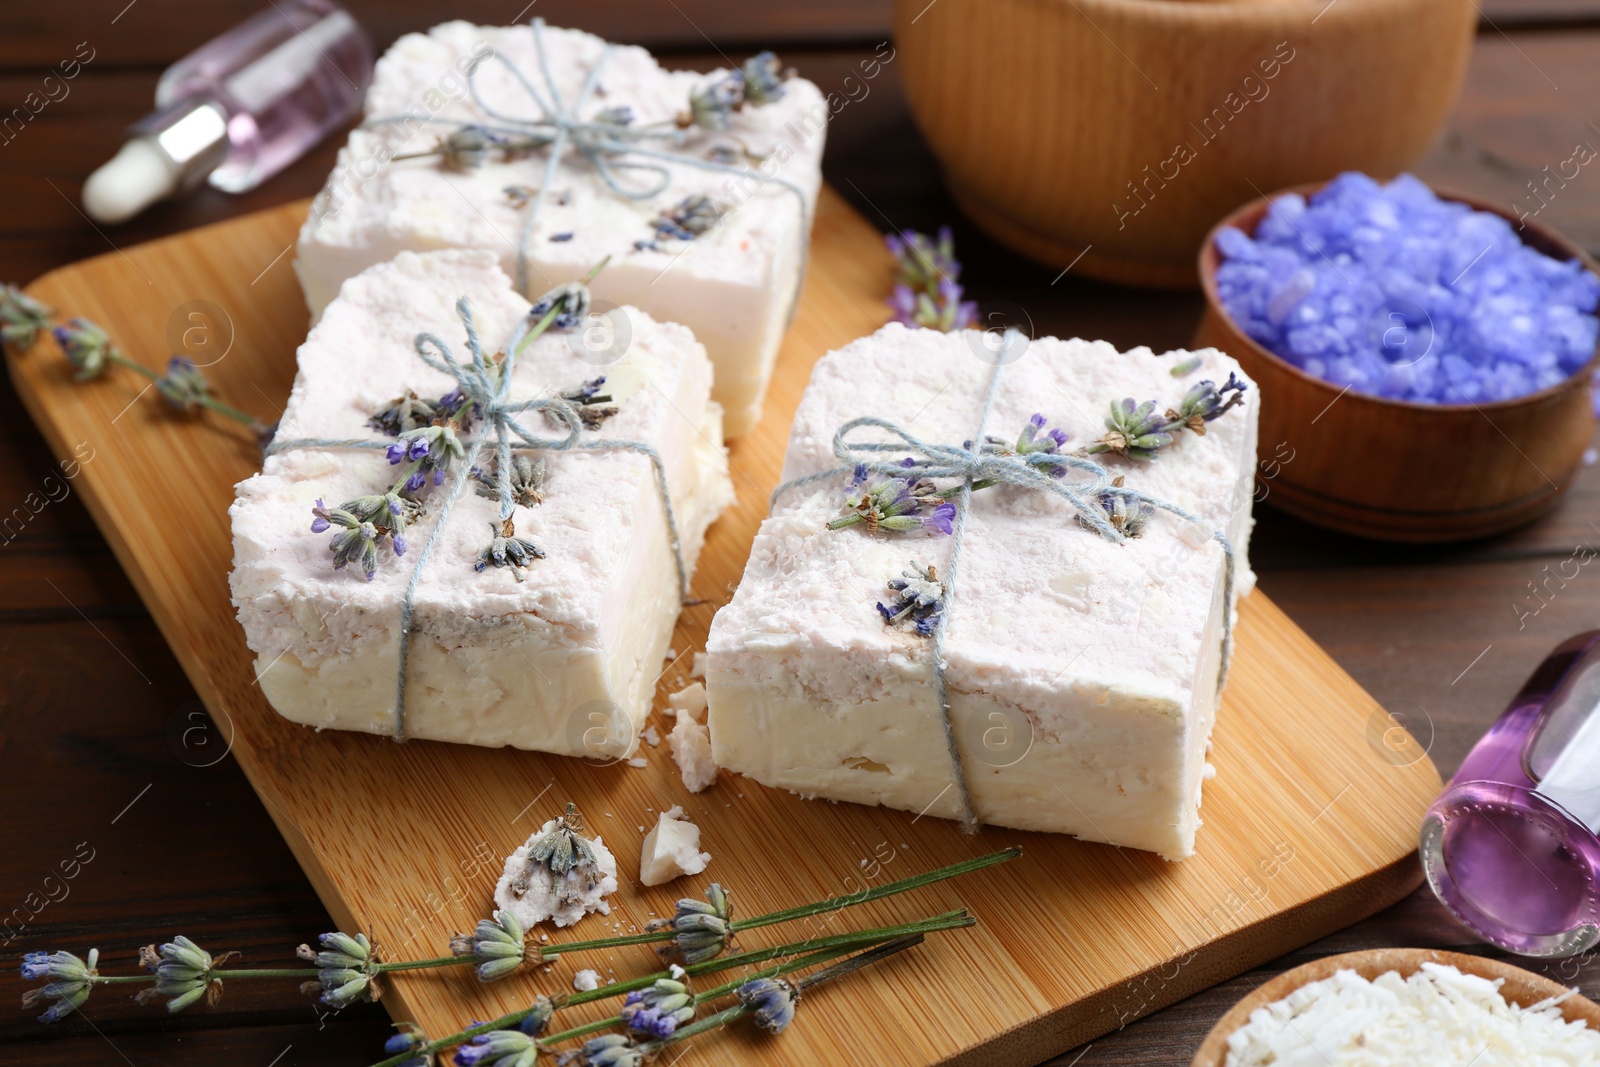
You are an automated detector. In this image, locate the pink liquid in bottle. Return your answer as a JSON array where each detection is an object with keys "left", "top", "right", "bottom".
[
  {"left": 1422, "top": 631, "right": 1600, "bottom": 957},
  {"left": 83, "top": 0, "right": 372, "bottom": 222}
]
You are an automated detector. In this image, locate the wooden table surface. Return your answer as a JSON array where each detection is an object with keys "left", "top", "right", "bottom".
[{"left": 3, "top": 3, "right": 1599, "bottom": 1064}]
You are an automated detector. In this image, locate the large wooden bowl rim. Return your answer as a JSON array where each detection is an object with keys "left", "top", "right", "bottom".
[
  {"left": 921, "top": 0, "right": 1455, "bottom": 29},
  {"left": 1197, "top": 181, "right": 1600, "bottom": 415},
  {"left": 1190, "top": 947, "right": 1600, "bottom": 1066}
]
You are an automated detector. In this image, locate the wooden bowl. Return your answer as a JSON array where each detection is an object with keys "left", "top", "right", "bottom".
[
  {"left": 1193, "top": 183, "right": 1600, "bottom": 542},
  {"left": 1192, "top": 948, "right": 1600, "bottom": 1066},
  {"left": 893, "top": 0, "right": 1476, "bottom": 287}
]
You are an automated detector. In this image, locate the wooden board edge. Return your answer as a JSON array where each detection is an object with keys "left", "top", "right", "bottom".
[{"left": 941, "top": 852, "right": 1426, "bottom": 1066}]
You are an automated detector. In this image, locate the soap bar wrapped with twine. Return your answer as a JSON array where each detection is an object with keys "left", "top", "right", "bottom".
[
  {"left": 768, "top": 333, "right": 1248, "bottom": 834},
  {"left": 263, "top": 273, "right": 689, "bottom": 742}
]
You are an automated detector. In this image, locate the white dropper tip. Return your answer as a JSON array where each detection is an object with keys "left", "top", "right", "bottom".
[{"left": 82, "top": 139, "right": 178, "bottom": 225}]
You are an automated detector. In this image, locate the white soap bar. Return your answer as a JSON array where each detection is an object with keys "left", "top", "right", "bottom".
[
  {"left": 706, "top": 325, "right": 1258, "bottom": 859},
  {"left": 493, "top": 817, "right": 619, "bottom": 929},
  {"left": 230, "top": 249, "right": 733, "bottom": 754},
  {"left": 295, "top": 19, "right": 827, "bottom": 438},
  {"left": 638, "top": 805, "right": 711, "bottom": 885}
]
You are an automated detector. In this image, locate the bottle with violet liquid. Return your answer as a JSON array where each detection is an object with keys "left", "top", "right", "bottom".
[{"left": 1423, "top": 631, "right": 1600, "bottom": 957}]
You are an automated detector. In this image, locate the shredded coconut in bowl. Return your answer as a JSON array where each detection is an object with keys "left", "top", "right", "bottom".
[{"left": 1224, "top": 962, "right": 1600, "bottom": 1066}]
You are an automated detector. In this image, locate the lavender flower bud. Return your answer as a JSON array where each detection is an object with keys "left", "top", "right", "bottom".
[
  {"left": 19, "top": 948, "right": 98, "bottom": 1023},
  {"left": 877, "top": 562, "right": 946, "bottom": 636},
  {"left": 620, "top": 978, "right": 695, "bottom": 1037},
  {"left": 440, "top": 125, "right": 497, "bottom": 171},
  {"left": 139, "top": 935, "right": 222, "bottom": 1013},
  {"left": 451, "top": 910, "right": 529, "bottom": 983},
  {"left": 646, "top": 884, "right": 733, "bottom": 964},
  {"left": 737, "top": 975, "right": 798, "bottom": 1034},
  {"left": 1, "top": 283, "right": 52, "bottom": 350},
  {"left": 154, "top": 356, "right": 212, "bottom": 412},
  {"left": 453, "top": 1028, "right": 536, "bottom": 1067},
  {"left": 308, "top": 931, "right": 378, "bottom": 1008},
  {"left": 576, "top": 1034, "right": 645, "bottom": 1067},
  {"left": 739, "top": 52, "right": 787, "bottom": 106},
  {"left": 53, "top": 317, "right": 115, "bottom": 380},
  {"left": 384, "top": 1027, "right": 433, "bottom": 1067},
  {"left": 688, "top": 71, "right": 743, "bottom": 130}
]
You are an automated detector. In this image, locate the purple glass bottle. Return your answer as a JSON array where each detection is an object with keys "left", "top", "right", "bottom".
[
  {"left": 1422, "top": 631, "right": 1600, "bottom": 957},
  {"left": 83, "top": 0, "right": 372, "bottom": 223}
]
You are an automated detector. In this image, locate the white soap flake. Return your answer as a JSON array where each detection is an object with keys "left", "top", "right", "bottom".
[
  {"left": 493, "top": 815, "right": 619, "bottom": 930},
  {"left": 638, "top": 804, "right": 711, "bottom": 886},
  {"left": 691, "top": 652, "right": 708, "bottom": 678},
  {"left": 626, "top": 756, "right": 649, "bottom": 768},
  {"left": 1224, "top": 963, "right": 1600, "bottom": 1066},
  {"left": 573, "top": 969, "right": 601, "bottom": 992},
  {"left": 642, "top": 724, "right": 661, "bottom": 747},
  {"left": 667, "top": 683, "right": 718, "bottom": 792}
]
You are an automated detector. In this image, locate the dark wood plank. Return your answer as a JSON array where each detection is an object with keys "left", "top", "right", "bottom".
[
  {"left": 0, "top": 1, "right": 1589, "bottom": 71},
  {"left": 1416, "top": 30, "right": 1600, "bottom": 257},
  {"left": 0, "top": 0, "right": 895, "bottom": 69}
]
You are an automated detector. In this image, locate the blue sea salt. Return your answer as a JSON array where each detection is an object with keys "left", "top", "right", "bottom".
[{"left": 1214, "top": 172, "right": 1600, "bottom": 404}]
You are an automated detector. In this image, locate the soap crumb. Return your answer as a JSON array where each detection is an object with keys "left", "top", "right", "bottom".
[
  {"left": 573, "top": 969, "right": 601, "bottom": 992},
  {"left": 642, "top": 724, "right": 661, "bottom": 747},
  {"left": 670, "top": 964, "right": 687, "bottom": 980},
  {"left": 667, "top": 684, "right": 716, "bottom": 792},
  {"left": 665, "top": 648, "right": 677, "bottom": 660},
  {"left": 691, "top": 652, "right": 708, "bottom": 679},
  {"left": 626, "top": 756, "right": 649, "bottom": 768},
  {"left": 1585, "top": 447, "right": 1598, "bottom": 467},
  {"left": 639, "top": 804, "right": 712, "bottom": 885}
]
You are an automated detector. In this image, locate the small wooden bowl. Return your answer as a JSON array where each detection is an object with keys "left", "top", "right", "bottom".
[
  {"left": 893, "top": 0, "right": 1476, "bottom": 287},
  {"left": 1194, "top": 183, "right": 1600, "bottom": 542},
  {"left": 1191, "top": 947, "right": 1600, "bottom": 1066}
]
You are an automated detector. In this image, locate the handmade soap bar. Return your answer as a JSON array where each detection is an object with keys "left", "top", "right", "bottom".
[
  {"left": 295, "top": 19, "right": 826, "bottom": 437},
  {"left": 706, "top": 325, "right": 1258, "bottom": 859},
  {"left": 230, "top": 248, "right": 733, "bottom": 753}
]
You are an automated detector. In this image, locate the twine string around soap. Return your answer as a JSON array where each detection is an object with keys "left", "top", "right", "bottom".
[
  {"left": 266, "top": 293, "right": 688, "bottom": 741},
  {"left": 768, "top": 340, "right": 1237, "bottom": 834},
  {"left": 365, "top": 17, "right": 812, "bottom": 313}
]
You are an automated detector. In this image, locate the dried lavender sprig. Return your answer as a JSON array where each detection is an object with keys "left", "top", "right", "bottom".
[
  {"left": 631, "top": 934, "right": 927, "bottom": 1052},
  {"left": 886, "top": 226, "right": 977, "bottom": 332},
  {"left": 536, "top": 911, "right": 975, "bottom": 1048},
  {"left": 365, "top": 912, "right": 974, "bottom": 1067},
  {"left": 1087, "top": 374, "right": 1249, "bottom": 460},
  {"left": 50, "top": 318, "right": 268, "bottom": 433}
]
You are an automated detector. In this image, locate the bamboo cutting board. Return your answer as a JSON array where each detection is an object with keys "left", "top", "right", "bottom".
[{"left": 8, "top": 187, "right": 1441, "bottom": 1066}]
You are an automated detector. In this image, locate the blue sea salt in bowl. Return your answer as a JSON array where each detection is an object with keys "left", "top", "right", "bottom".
[
  {"left": 1214, "top": 172, "right": 1599, "bottom": 406},
  {"left": 1195, "top": 174, "right": 1600, "bottom": 542}
]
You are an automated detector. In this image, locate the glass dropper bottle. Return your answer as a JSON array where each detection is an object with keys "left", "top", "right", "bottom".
[{"left": 83, "top": 0, "right": 373, "bottom": 224}]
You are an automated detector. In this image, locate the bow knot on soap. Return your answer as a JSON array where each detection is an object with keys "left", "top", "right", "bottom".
[{"left": 826, "top": 415, "right": 1135, "bottom": 545}]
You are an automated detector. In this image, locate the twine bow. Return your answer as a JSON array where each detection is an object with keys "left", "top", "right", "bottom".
[
  {"left": 368, "top": 17, "right": 811, "bottom": 303},
  {"left": 770, "top": 348, "right": 1236, "bottom": 833},
  {"left": 267, "top": 292, "right": 687, "bottom": 741}
]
